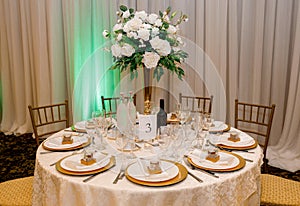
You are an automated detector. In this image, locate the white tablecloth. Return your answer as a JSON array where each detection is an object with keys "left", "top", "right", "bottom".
[{"left": 33, "top": 129, "right": 263, "bottom": 206}]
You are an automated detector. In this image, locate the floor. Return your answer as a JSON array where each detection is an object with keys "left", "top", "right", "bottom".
[{"left": 0, "top": 132, "right": 300, "bottom": 183}]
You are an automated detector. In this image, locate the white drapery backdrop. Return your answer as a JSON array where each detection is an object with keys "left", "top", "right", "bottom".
[{"left": 0, "top": 0, "right": 299, "bottom": 172}]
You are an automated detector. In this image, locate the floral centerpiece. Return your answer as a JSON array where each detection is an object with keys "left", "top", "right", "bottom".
[{"left": 103, "top": 5, "right": 188, "bottom": 81}]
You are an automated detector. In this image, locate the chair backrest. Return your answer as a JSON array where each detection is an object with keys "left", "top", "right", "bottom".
[
  {"left": 28, "top": 100, "right": 69, "bottom": 145},
  {"left": 234, "top": 99, "right": 275, "bottom": 158},
  {"left": 179, "top": 93, "right": 213, "bottom": 114},
  {"left": 101, "top": 95, "right": 136, "bottom": 117}
]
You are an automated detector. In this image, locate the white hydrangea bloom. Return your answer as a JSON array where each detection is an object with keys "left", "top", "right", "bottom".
[
  {"left": 121, "top": 43, "right": 135, "bottom": 57},
  {"left": 150, "top": 36, "right": 171, "bottom": 56},
  {"left": 142, "top": 52, "right": 160, "bottom": 68},
  {"left": 111, "top": 44, "right": 122, "bottom": 57}
]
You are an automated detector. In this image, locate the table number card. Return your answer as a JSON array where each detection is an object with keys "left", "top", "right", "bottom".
[{"left": 138, "top": 114, "right": 157, "bottom": 141}]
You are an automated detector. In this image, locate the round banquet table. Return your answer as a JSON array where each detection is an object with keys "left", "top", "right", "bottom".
[{"left": 32, "top": 127, "right": 263, "bottom": 206}]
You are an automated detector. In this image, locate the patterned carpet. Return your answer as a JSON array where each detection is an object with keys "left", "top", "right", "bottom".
[{"left": 0, "top": 132, "right": 300, "bottom": 183}]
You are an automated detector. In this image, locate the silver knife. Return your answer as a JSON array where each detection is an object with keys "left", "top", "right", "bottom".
[
  {"left": 183, "top": 156, "right": 219, "bottom": 178},
  {"left": 182, "top": 157, "right": 203, "bottom": 182},
  {"left": 83, "top": 172, "right": 102, "bottom": 183}
]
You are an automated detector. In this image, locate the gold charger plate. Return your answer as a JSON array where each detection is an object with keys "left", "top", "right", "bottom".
[
  {"left": 42, "top": 137, "right": 91, "bottom": 151},
  {"left": 125, "top": 161, "right": 187, "bottom": 187},
  {"left": 188, "top": 151, "right": 246, "bottom": 172},
  {"left": 56, "top": 155, "right": 115, "bottom": 176},
  {"left": 218, "top": 139, "right": 258, "bottom": 151}
]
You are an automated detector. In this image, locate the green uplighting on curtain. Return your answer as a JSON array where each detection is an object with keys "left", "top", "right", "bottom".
[{"left": 71, "top": 0, "right": 119, "bottom": 122}]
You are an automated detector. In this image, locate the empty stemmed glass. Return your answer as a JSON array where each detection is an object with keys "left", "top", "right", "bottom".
[
  {"left": 85, "top": 119, "right": 97, "bottom": 152},
  {"left": 157, "top": 126, "right": 171, "bottom": 158},
  {"left": 178, "top": 106, "right": 191, "bottom": 126},
  {"left": 205, "top": 114, "right": 214, "bottom": 130}
]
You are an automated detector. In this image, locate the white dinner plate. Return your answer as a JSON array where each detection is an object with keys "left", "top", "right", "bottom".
[
  {"left": 210, "top": 132, "right": 255, "bottom": 147},
  {"left": 189, "top": 151, "right": 240, "bottom": 170},
  {"left": 43, "top": 135, "right": 88, "bottom": 149},
  {"left": 60, "top": 153, "right": 110, "bottom": 172},
  {"left": 75, "top": 121, "right": 86, "bottom": 130},
  {"left": 127, "top": 160, "right": 179, "bottom": 182},
  {"left": 208, "top": 121, "right": 229, "bottom": 132}
]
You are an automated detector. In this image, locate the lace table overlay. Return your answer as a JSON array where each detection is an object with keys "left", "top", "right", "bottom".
[{"left": 33, "top": 130, "right": 263, "bottom": 206}]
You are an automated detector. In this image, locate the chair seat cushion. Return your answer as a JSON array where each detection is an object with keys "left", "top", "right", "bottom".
[
  {"left": 0, "top": 176, "right": 33, "bottom": 206},
  {"left": 261, "top": 174, "right": 300, "bottom": 205}
]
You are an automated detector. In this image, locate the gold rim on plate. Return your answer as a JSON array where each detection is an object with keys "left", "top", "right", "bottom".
[
  {"left": 56, "top": 155, "right": 115, "bottom": 176},
  {"left": 42, "top": 137, "right": 91, "bottom": 151},
  {"left": 125, "top": 160, "right": 188, "bottom": 187},
  {"left": 188, "top": 151, "right": 246, "bottom": 172},
  {"left": 217, "top": 139, "right": 258, "bottom": 150}
]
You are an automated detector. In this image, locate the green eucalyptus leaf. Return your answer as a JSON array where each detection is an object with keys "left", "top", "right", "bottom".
[
  {"left": 120, "top": 5, "right": 127, "bottom": 12},
  {"left": 159, "top": 11, "right": 163, "bottom": 17}
]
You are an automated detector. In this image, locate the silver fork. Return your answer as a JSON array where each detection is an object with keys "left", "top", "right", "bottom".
[
  {"left": 49, "top": 149, "right": 83, "bottom": 166},
  {"left": 113, "top": 163, "right": 126, "bottom": 184}
]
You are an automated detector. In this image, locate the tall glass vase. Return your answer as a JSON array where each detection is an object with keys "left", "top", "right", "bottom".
[{"left": 143, "top": 67, "right": 152, "bottom": 102}]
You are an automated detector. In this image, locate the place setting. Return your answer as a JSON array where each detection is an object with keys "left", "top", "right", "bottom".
[
  {"left": 125, "top": 156, "right": 187, "bottom": 187},
  {"left": 42, "top": 132, "right": 91, "bottom": 152},
  {"left": 185, "top": 147, "right": 246, "bottom": 173},
  {"left": 55, "top": 149, "right": 115, "bottom": 176},
  {"left": 208, "top": 130, "right": 258, "bottom": 151}
]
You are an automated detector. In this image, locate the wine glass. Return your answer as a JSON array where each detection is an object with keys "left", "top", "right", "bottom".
[
  {"left": 85, "top": 119, "right": 97, "bottom": 152},
  {"left": 157, "top": 126, "right": 171, "bottom": 158},
  {"left": 178, "top": 107, "right": 191, "bottom": 125},
  {"left": 115, "top": 132, "right": 129, "bottom": 163},
  {"left": 205, "top": 114, "right": 214, "bottom": 130}
]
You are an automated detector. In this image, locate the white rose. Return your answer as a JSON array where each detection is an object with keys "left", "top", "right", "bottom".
[
  {"left": 154, "top": 19, "right": 162, "bottom": 27},
  {"left": 111, "top": 44, "right": 122, "bottom": 57},
  {"left": 142, "top": 52, "right": 160, "bottom": 69},
  {"left": 122, "top": 10, "right": 130, "bottom": 18},
  {"left": 123, "top": 18, "right": 143, "bottom": 32},
  {"left": 150, "top": 36, "right": 171, "bottom": 56},
  {"left": 117, "top": 33, "right": 122, "bottom": 41},
  {"left": 141, "top": 23, "right": 151, "bottom": 29},
  {"left": 135, "top": 11, "right": 147, "bottom": 20},
  {"left": 137, "top": 28, "right": 150, "bottom": 41},
  {"left": 151, "top": 27, "right": 159, "bottom": 37},
  {"left": 121, "top": 43, "right": 135, "bottom": 57},
  {"left": 147, "top": 14, "right": 158, "bottom": 24},
  {"left": 167, "top": 25, "right": 177, "bottom": 34},
  {"left": 113, "top": 24, "right": 123, "bottom": 32},
  {"left": 127, "top": 31, "right": 138, "bottom": 39},
  {"left": 102, "top": 30, "right": 109, "bottom": 38}
]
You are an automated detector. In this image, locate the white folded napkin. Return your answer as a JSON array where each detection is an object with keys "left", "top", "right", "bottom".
[
  {"left": 189, "top": 149, "right": 235, "bottom": 167},
  {"left": 136, "top": 158, "right": 170, "bottom": 180},
  {"left": 210, "top": 133, "right": 255, "bottom": 146}
]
